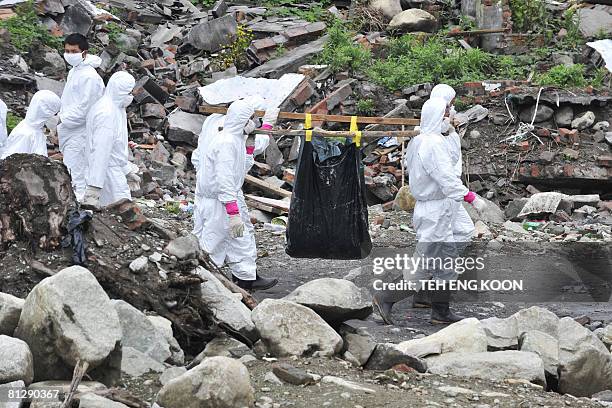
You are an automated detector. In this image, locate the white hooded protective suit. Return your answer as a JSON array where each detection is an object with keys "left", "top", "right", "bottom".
[
  {"left": 192, "top": 99, "right": 261, "bottom": 280},
  {"left": 0, "top": 98, "right": 7, "bottom": 150},
  {"left": 58, "top": 54, "right": 105, "bottom": 200},
  {"left": 429, "top": 84, "right": 474, "bottom": 244},
  {"left": 84, "top": 71, "right": 135, "bottom": 207},
  {"left": 0, "top": 91, "right": 61, "bottom": 160}
]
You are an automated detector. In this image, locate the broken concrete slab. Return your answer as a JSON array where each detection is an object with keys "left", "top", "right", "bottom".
[
  {"left": 577, "top": 8, "right": 612, "bottom": 38},
  {"left": 166, "top": 111, "right": 206, "bottom": 146},
  {"left": 59, "top": 3, "right": 93, "bottom": 36},
  {"left": 150, "top": 23, "right": 182, "bottom": 48},
  {"left": 187, "top": 14, "right": 237, "bottom": 52}
]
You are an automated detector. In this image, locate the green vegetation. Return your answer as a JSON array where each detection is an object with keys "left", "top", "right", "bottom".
[
  {"left": 536, "top": 64, "right": 607, "bottom": 88},
  {"left": 509, "top": 0, "right": 547, "bottom": 33},
  {"left": 213, "top": 25, "right": 254, "bottom": 70},
  {"left": 264, "top": 0, "right": 329, "bottom": 22},
  {"left": 190, "top": 0, "right": 215, "bottom": 7},
  {"left": 317, "top": 21, "right": 371, "bottom": 73},
  {"left": 0, "top": 1, "right": 61, "bottom": 51},
  {"left": 274, "top": 43, "right": 286, "bottom": 58},
  {"left": 6, "top": 112, "right": 22, "bottom": 133},
  {"left": 560, "top": 9, "right": 583, "bottom": 49},
  {"left": 355, "top": 99, "right": 375, "bottom": 116},
  {"left": 106, "top": 22, "right": 124, "bottom": 44}
]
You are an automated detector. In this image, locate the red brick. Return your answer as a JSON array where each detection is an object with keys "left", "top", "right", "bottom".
[
  {"left": 283, "top": 168, "right": 295, "bottom": 183},
  {"left": 563, "top": 164, "right": 574, "bottom": 177},
  {"left": 530, "top": 164, "right": 540, "bottom": 177},
  {"left": 596, "top": 154, "right": 612, "bottom": 167},
  {"left": 536, "top": 128, "right": 551, "bottom": 137},
  {"left": 174, "top": 96, "right": 198, "bottom": 113},
  {"left": 558, "top": 127, "right": 577, "bottom": 139},
  {"left": 141, "top": 59, "right": 155, "bottom": 70},
  {"left": 290, "top": 80, "right": 316, "bottom": 106}
]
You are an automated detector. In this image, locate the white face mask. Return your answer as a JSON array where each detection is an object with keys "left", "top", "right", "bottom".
[
  {"left": 64, "top": 52, "right": 84, "bottom": 67},
  {"left": 121, "top": 95, "right": 134, "bottom": 108}
]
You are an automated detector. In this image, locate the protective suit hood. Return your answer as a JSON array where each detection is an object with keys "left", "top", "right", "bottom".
[
  {"left": 419, "top": 97, "right": 447, "bottom": 135},
  {"left": 224, "top": 99, "right": 256, "bottom": 139},
  {"left": 25, "top": 90, "right": 61, "bottom": 128},
  {"left": 81, "top": 54, "right": 102, "bottom": 69},
  {"left": 430, "top": 84, "right": 456, "bottom": 106},
  {"left": 104, "top": 71, "right": 136, "bottom": 107}
]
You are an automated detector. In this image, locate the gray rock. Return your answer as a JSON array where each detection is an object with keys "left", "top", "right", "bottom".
[
  {"left": 397, "top": 318, "right": 487, "bottom": 356},
  {"left": 128, "top": 256, "right": 149, "bottom": 273},
  {"left": 554, "top": 106, "right": 574, "bottom": 127},
  {"left": 78, "top": 393, "right": 130, "bottom": 408},
  {"left": 469, "top": 130, "right": 481, "bottom": 139},
  {"left": 120, "top": 347, "right": 165, "bottom": 377},
  {"left": 601, "top": 324, "right": 612, "bottom": 348},
  {"left": 272, "top": 363, "right": 316, "bottom": 385},
  {"left": 557, "top": 317, "right": 612, "bottom": 397},
  {"left": 0, "top": 335, "right": 34, "bottom": 384},
  {"left": 593, "top": 121, "right": 610, "bottom": 132},
  {"left": 112, "top": 300, "right": 171, "bottom": 364},
  {"left": 577, "top": 9, "right": 612, "bottom": 38},
  {"left": 388, "top": 9, "right": 437, "bottom": 33},
  {"left": 283, "top": 278, "right": 372, "bottom": 323},
  {"left": 364, "top": 343, "right": 427, "bottom": 372},
  {"left": 342, "top": 333, "right": 376, "bottom": 367},
  {"left": 463, "top": 196, "right": 505, "bottom": 225},
  {"left": 427, "top": 351, "right": 546, "bottom": 386},
  {"left": 480, "top": 316, "right": 519, "bottom": 350},
  {"left": 519, "top": 330, "right": 559, "bottom": 376},
  {"left": 164, "top": 234, "right": 200, "bottom": 260},
  {"left": 504, "top": 198, "right": 528, "bottom": 221},
  {"left": 59, "top": 3, "right": 92, "bottom": 36},
  {"left": 519, "top": 105, "right": 554, "bottom": 123},
  {"left": 149, "top": 160, "right": 177, "bottom": 187},
  {"left": 187, "top": 14, "right": 237, "bottom": 52},
  {"left": 194, "top": 267, "right": 258, "bottom": 344},
  {"left": 369, "top": 0, "right": 402, "bottom": 19},
  {"left": 166, "top": 111, "right": 206, "bottom": 146},
  {"left": 0, "top": 292, "right": 24, "bottom": 335},
  {"left": 605, "top": 132, "right": 612, "bottom": 146},
  {"left": 551, "top": 53, "right": 573, "bottom": 66},
  {"left": 159, "top": 366, "right": 187, "bottom": 386},
  {"left": 251, "top": 299, "right": 343, "bottom": 357},
  {"left": 0, "top": 380, "right": 26, "bottom": 408},
  {"left": 481, "top": 307, "right": 559, "bottom": 351},
  {"left": 157, "top": 357, "right": 254, "bottom": 408},
  {"left": 192, "top": 334, "right": 252, "bottom": 365},
  {"left": 514, "top": 306, "right": 559, "bottom": 338},
  {"left": 14, "top": 266, "right": 122, "bottom": 381},
  {"left": 593, "top": 390, "right": 612, "bottom": 402},
  {"left": 147, "top": 315, "right": 185, "bottom": 366},
  {"left": 571, "top": 111, "right": 595, "bottom": 130}
]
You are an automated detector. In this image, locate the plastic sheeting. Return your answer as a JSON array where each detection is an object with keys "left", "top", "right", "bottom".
[
  {"left": 61, "top": 209, "right": 92, "bottom": 266},
  {"left": 285, "top": 138, "right": 372, "bottom": 260},
  {"left": 198, "top": 74, "right": 305, "bottom": 110}
]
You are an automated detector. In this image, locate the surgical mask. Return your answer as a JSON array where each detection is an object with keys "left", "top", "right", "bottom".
[
  {"left": 120, "top": 95, "right": 134, "bottom": 108},
  {"left": 64, "top": 52, "right": 84, "bottom": 67},
  {"left": 243, "top": 119, "right": 256, "bottom": 135}
]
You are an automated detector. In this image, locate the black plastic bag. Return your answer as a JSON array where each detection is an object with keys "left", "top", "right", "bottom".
[
  {"left": 285, "top": 137, "right": 372, "bottom": 259},
  {"left": 61, "top": 209, "right": 92, "bottom": 266}
]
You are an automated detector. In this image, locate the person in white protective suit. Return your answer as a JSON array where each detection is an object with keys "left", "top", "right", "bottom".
[
  {"left": 373, "top": 97, "right": 486, "bottom": 325},
  {"left": 410, "top": 84, "right": 477, "bottom": 309},
  {"left": 0, "top": 98, "right": 7, "bottom": 151},
  {"left": 81, "top": 71, "right": 135, "bottom": 210},
  {"left": 58, "top": 33, "right": 105, "bottom": 201},
  {"left": 192, "top": 98, "right": 279, "bottom": 290},
  {"left": 0, "top": 91, "right": 61, "bottom": 160}
]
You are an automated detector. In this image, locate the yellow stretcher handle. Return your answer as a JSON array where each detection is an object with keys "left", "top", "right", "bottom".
[
  {"left": 350, "top": 116, "right": 361, "bottom": 147},
  {"left": 305, "top": 130, "right": 313, "bottom": 142}
]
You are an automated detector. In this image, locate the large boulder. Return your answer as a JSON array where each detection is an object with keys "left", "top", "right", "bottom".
[
  {"left": 396, "top": 318, "right": 487, "bottom": 356},
  {"left": 111, "top": 300, "right": 171, "bottom": 364},
  {"left": 251, "top": 299, "right": 343, "bottom": 357},
  {"left": 388, "top": 9, "right": 437, "bottom": 33},
  {"left": 120, "top": 347, "right": 165, "bottom": 377},
  {"left": 14, "top": 266, "right": 122, "bottom": 381},
  {"left": 519, "top": 330, "right": 559, "bottom": 377},
  {"left": 577, "top": 9, "right": 612, "bottom": 38},
  {"left": 157, "top": 356, "right": 254, "bottom": 408},
  {"left": 480, "top": 316, "right": 519, "bottom": 350},
  {"left": 147, "top": 315, "right": 185, "bottom": 365},
  {"left": 0, "top": 335, "right": 34, "bottom": 384},
  {"left": 283, "top": 278, "right": 372, "bottom": 324},
  {"left": 0, "top": 292, "right": 24, "bottom": 335},
  {"left": 427, "top": 351, "right": 546, "bottom": 386},
  {"left": 194, "top": 267, "right": 258, "bottom": 344},
  {"left": 557, "top": 317, "right": 612, "bottom": 397},
  {"left": 369, "top": 0, "right": 402, "bottom": 20}
]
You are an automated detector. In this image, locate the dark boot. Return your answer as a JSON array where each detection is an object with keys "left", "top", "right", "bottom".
[
  {"left": 372, "top": 276, "right": 415, "bottom": 325},
  {"left": 233, "top": 274, "right": 278, "bottom": 291},
  {"left": 372, "top": 294, "right": 395, "bottom": 325},
  {"left": 412, "top": 289, "right": 431, "bottom": 309},
  {"left": 430, "top": 289, "right": 464, "bottom": 324}
]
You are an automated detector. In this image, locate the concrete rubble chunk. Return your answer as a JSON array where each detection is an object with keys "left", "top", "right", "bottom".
[
  {"left": 194, "top": 267, "right": 259, "bottom": 343},
  {"left": 320, "top": 376, "right": 376, "bottom": 394},
  {"left": 397, "top": 318, "right": 487, "bottom": 356},
  {"left": 251, "top": 299, "right": 343, "bottom": 357},
  {"left": 166, "top": 111, "right": 206, "bottom": 146},
  {"left": 14, "top": 266, "right": 122, "bottom": 381},
  {"left": 112, "top": 300, "right": 171, "bottom": 364},
  {"left": 519, "top": 330, "right": 559, "bottom": 376},
  {"left": 427, "top": 351, "right": 547, "bottom": 386},
  {"left": 164, "top": 234, "right": 200, "bottom": 260},
  {"left": 187, "top": 14, "right": 237, "bottom": 52},
  {"left": 157, "top": 356, "right": 254, "bottom": 408},
  {"left": 59, "top": 3, "right": 93, "bottom": 36},
  {"left": 0, "top": 335, "right": 34, "bottom": 385},
  {"left": 577, "top": 9, "right": 612, "bottom": 38},
  {"left": 571, "top": 111, "right": 596, "bottom": 130},
  {"left": 283, "top": 278, "right": 372, "bottom": 323},
  {"left": 342, "top": 333, "right": 377, "bottom": 367},
  {"left": 0, "top": 292, "right": 25, "bottom": 335},
  {"left": 463, "top": 196, "right": 505, "bottom": 225},
  {"left": 557, "top": 316, "right": 612, "bottom": 397},
  {"left": 388, "top": 9, "right": 438, "bottom": 33}
]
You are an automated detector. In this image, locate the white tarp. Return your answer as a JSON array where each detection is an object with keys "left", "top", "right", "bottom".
[
  {"left": 198, "top": 73, "right": 305, "bottom": 109},
  {"left": 587, "top": 39, "right": 612, "bottom": 73}
]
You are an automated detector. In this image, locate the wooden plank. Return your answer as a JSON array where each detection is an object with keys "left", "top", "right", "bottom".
[
  {"left": 246, "top": 194, "right": 290, "bottom": 213},
  {"left": 199, "top": 105, "right": 420, "bottom": 126},
  {"left": 245, "top": 174, "right": 292, "bottom": 198},
  {"left": 253, "top": 129, "right": 418, "bottom": 139}
]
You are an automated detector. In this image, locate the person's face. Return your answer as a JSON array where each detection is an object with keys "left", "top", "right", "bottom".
[{"left": 64, "top": 43, "right": 87, "bottom": 57}]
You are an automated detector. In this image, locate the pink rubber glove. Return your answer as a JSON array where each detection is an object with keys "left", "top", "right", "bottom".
[
  {"left": 246, "top": 146, "right": 255, "bottom": 155},
  {"left": 225, "top": 201, "right": 239, "bottom": 216},
  {"left": 261, "top": 124, "right": 273, "bottom": 130},
  {"left": 464, "top": 191, "right": 476, "bottom": 203}
]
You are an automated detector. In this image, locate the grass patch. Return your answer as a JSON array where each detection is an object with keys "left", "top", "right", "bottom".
[
  {"left": 355, "top": 99, "right": 375, "bottom": 116},
  {"left": 106, "top": 22, "right": 124, "bottom": 44},
  {"left": 6, "top": 112, "right": 22, "bottom": 133},
  {"left": 0, "top": 1, "right": 62, "bottom": 51},
  {"left": 536, "top": 64, "right": 606, "bottom": 88},
  {"left": 317, "top": 21, "right": 371, "bottom": 73},
  {"left": 264, "top": 0, "right": 329, "bottom": 22},
  {"left": 212, "top": 25, "right": 254, "bottom": 70}
]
